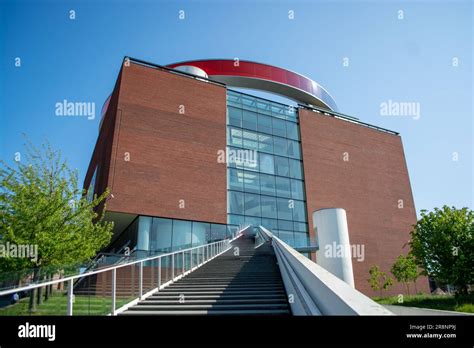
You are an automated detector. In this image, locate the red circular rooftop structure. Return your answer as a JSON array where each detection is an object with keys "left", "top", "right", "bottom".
[{"left": 166, "top": 59, "right": 338, "bottom": 111}]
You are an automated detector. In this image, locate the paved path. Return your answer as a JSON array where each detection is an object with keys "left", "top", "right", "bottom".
[{"left": 384, "top": 305, "right": 473, "bottom": 316}]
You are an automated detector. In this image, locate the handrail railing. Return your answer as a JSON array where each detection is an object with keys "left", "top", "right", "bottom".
[
  {"left": 0, "top": 238, "right": 231, "bottom": 316},
  {"left": 258, "top": 226, "right": 393, "bottom": 316}
]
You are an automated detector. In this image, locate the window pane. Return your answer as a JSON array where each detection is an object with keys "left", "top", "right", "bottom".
[
  {"left": 273, "top": 137, "right": 287, "bottom": 157},
  {"left": 243, "top": 171, "right": 259, "bottom": 194},
  {"left": 228, "top": 214, "right": 245, "bottom": 226},
  {"left": 242, "top": 110, "right": 257, "bottom": 131},
  {"left": 227, "top": 107, "right": 242, "bottom": 127},
  {"left": 286, "top": 121, "right": 299, "bottom": 140},
  {"left": 228, "top": 191, "right": 244, "bottom": 215},
  {"left": 258, "top": 134, "right": 273, "bottom": 154},
  {"left": 275, "top": 176, "right": 291, "bottom": 198},
  {"left": 257, "top": 114, "right": 272, "bottom": 134},
  {"left": 271, "top": 103, "right": 286, "bottom": 119},
  {"left": 211, "top": 224, "right": 226, "bottom": 241},
  {"left": 294, "top": 232, "right": 308, "bottom": 247},
  {"left": 278, "top": 230, "right": 295, "bottom": 245},
  {"left": 260, "top": 174, "right": 276, "bottom": 196},
  {"left": 192, "top": 222, "right": 210, "bottom": 246},
  {"left": 261, "top": 218, "right": 278, "bottom": 230},
  {"left": 294, "top": 222, "right": 308, "bottom": 233},
  {"left": 242, "top": 95, "right": 257, "bottom": 111},
  {"left": 274, "top": 156, "right": 290, "bottom": 176},
  {"left": 278, "top": 219, "right": 293, "bottom": 231},
  {"left": 242, "top": 130, "right": 259, "bottom": 150},
  {"left": 292, "top": 200, "right": 307, "bottom": 222},
  {"left": 228, "top": 127, "right": 242, "bottom": 147},
  {"left": 277, "top": 198, "right": 293, "bottom": 220},
  {"left": 244, "top": 216, "right": 262, "bottom": 226},
  {"left": 256, "top": 99, "right": 272, "bottom": 115},
  {"left": 287, "top": 140, "right": 300, "bottom": 159},
  {"left": 244, "top": 192, "right": 261, "bottom": 217},
  {"left": 290, "top": 179, "right": 304, "bottom": 200},
  {"left": 289, "top": 159, "right": 302, "bottom": 179},
  {"left": 261, "top": 196, "right": 277, "bottom": 218},
  {"left": 272, "top": 117, "right": 286, "bottom": 137},
  {"left": 228, "top": 168, "right": 243, "bottom": 191},
  {"left": 259, "top": 153, "right": 274, "bottom": 174},
  {"left": 151, "top": 218, "right": 173, "bottom": 253},
  {"left": 172, "top": 220, "right": 192, "bottom": 250}
]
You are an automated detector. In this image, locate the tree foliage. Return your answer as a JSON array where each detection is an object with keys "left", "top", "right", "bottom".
[
  {"left": 410, "top": 206, "right": 473, "bottom": 294},
  {"left": 368, "top": 265, "right": 393, "bottom": 296},
  {"left": 0, "top": 139, "right": 113, "bottom": 276},
  {"left": 390, "top": 253, "right": 419, "bottom": 295}
]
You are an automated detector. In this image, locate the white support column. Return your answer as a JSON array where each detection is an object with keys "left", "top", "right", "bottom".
[
  {"left": 67, "top": 279, "right": 73, "bottom": 316},
  {"left": 313, "top": 208, "right": 355, "bottom": 288}
]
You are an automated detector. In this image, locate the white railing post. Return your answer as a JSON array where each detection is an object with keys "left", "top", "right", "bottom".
[
  {"left": 182, "top": 251, "right": 185, "bottom": 274},
  {"left": 157, "top": 257, "right": 161, "bottom": 291},
  {"left": 139, "top": 261, "right": 143, "bottom": 300},
  {"left": 111, "top": 269, "right": 116, "bottom": 315},
  {"left": 67, "top": 279, "right": 73, "bottom": 316},
  {"left": 171, "top": 253, "right": 175, "bottom": 281}
]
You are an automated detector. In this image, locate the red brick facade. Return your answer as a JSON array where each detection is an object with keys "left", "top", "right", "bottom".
[
  {"left": 84, "top": 62, "right": 228, "bottom": 224},
  {"left": 299, "top": 108, "right": 429, "bottom": 296}
]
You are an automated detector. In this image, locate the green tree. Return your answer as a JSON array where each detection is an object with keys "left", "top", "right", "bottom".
[
  {"left": 0, "top": 140, "right": 113, "bottom": 311},
  {"left": 410, "top": 206, "right": 474, "bottom": 295},
  {"left": 368, "top": 265, "right": 393, "bottom": 297},
  {"left": 391, "top": 253, "right": 419, "bottom": 295}
]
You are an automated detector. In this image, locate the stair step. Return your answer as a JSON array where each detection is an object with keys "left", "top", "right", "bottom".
[
  {"left": 140, "top": 299, "right": 286, "bottom": 304},
  {"left": 129, "top": 303, "right": 289, "bottom": 310},
  {"left": 120, "top": 309, "right": 290, "bottom": 316}
]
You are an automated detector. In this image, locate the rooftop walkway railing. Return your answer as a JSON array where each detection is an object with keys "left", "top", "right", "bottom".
[{"left": 257, "top": 226, "right": 393, "bottom": 315}]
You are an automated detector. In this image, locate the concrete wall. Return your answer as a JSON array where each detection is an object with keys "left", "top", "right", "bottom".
[{"left": 299, "top": 108, "right": 429, "bottom": 296}]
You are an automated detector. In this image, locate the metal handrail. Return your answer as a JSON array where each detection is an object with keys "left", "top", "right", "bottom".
[{"left": 0, "top": 238, "right": 231, "bottom": 315}]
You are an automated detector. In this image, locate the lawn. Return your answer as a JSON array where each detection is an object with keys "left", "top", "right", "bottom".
[
  {"left": 0, "top": 293, "right": 135, "bottom": 316},
  {"left": 374, "top": 293, "right": 474, "bottom": 314}
]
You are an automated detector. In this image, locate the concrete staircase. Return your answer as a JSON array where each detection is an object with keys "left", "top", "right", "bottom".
[{"left": 120, "top": 234, "right": 290, "bottom": 315}]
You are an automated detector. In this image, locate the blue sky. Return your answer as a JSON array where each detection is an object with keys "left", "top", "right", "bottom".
[{"left": 1, "top": 0, "right": 472, "bottom": 215}]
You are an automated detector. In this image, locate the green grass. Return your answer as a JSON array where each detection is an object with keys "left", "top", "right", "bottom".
[
  {"left": 374, "top": 293, "right": 474, "bottom": 313},
  {"left": 0, "top": 293, "right": 135, "bottom": 316}
]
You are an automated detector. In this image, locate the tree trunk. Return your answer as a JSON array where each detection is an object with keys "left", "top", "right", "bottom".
[
  {"left": 28, "top": 268, "right": 40, "bottom": 313},
  {"left": 413, "top": 281, "right": 418, "bottom": 294},
  {"left": 44, "top": 274, "right": 51, "bottom": 301},
  {"left": 37, "top": 286, "right": 43, "bottom": 305},
  {"left": 406, "top": 283, "right": 410, "bottom": 295}
]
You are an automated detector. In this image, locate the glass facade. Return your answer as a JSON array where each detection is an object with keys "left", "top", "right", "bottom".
[
  {"left": 110, "top": 216, "right": 239, "bottom": 257},
  {"left": 226, "top": 90, "right": 309, "bottom": 246}
]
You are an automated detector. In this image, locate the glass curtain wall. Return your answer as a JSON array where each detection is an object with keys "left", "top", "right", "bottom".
[
  {"left": 226, "top": 90, "right": 309, "bottom": 246},
  {"left": 116, "top": 216, "right": 239, "bottom": 257}
]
